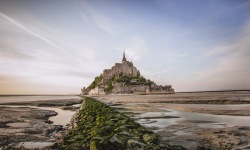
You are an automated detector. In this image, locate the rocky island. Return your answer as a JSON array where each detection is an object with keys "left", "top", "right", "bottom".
[{"left": 81, "top": 50, "right": 174, "bottom": 95}]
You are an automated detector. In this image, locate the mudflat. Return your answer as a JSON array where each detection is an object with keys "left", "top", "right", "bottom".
[
  {"left": 0, "top": 96, "right": 83, "bottom": 149},
  {"left": 1, "top": 94, "right": 250, "bottom": 149},
  {"left": 94, "top": 93, "right": 250, "bottom": 150}
]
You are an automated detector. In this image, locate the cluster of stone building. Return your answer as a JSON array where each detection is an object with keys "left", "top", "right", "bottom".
[
  {"left": 111, "top": 83, "right": 174, "bottom": 94},
  {"left": 81, "top": 50, "right": 174, "bottom": 95},
  {"left": 81, "top": 86, "right": 105, "bottom": 95},
  {"left": 102, "top": 51, "right": 140, "bottom": 85}
]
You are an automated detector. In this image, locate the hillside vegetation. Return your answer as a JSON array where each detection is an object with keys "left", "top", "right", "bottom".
[{"left": 87, "top": 74, "right": 154, "bottom": 91}]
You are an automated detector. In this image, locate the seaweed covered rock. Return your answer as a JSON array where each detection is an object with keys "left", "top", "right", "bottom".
[{"left": 57, "top": 97, "right": 185, "bottom": 150}]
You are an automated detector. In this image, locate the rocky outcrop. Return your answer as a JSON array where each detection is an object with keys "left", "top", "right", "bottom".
[{"left": 0, "top": 106, "right": 64, "bottom": 150}]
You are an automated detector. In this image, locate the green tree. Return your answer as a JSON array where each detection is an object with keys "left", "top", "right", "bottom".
[
  {"left": 87, "top": 74, "right": 103, "bottom": 90},
  {"left": 106, "top": 80, "right": 113, "bottom": 93},
  {"left": 114, "top": 76, "right": 121, "bottom": 82}
]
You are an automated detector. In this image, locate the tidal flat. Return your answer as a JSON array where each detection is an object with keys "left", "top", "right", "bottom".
[
  {"left": 0, "top": 96, "right": 83, "bottom": 149},
  {"left": 94, "top": 93, "right": 250, "bottom": 150},
  {"left": 1, "top": 94, "right": 250, "bottom": 149}
]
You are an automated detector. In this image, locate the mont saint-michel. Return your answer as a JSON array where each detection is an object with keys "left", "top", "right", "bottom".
[{"left": 81, "top": 51, "right": 174, "bottom": 95}]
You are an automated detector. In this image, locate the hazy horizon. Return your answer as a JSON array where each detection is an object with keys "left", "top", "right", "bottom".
[{"left": 0, "top": 0, "right": 250, "bottom": 94}]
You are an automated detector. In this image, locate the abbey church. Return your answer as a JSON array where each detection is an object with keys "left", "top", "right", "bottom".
[{"left": 102, "top": 51, "right": 140, "bottom": 84}]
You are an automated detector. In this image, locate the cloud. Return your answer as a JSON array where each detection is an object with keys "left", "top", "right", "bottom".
[
  {"left": 0, "top": 9, "right": 108, "bottom": 94},
  {"left": 91, "top": 12, "right": 115, "bottom": 35},
  {"left": 172, "top": 20, "right": 250, "bottom": 91},
  {"left": 1, "top": 0, "right": 249, "bottom": 94},
  {"left": 202, "top": 21, "right": 250, "bottom": 76},
  {"left": 0, "top": 47, "right": 33, "bottom": 60},
  {"left": 147, "top": 69, "right": 171, "bottom": 75},
  {"left": 163, "top": 51, "right": 188, "bottom": 63},
  {"left": 78, "top": 3, "right": 115, "bottom": 35},
  {"left": 0, "top": 74, "right": 37, "bottom": 94},
  {"left": 123, "top": 36, "right": 149, "bottom": 61},
  {"left": 0, "top": 11, "right": 69, "bottom": 55}
]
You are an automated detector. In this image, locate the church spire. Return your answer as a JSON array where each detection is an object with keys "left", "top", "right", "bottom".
[{"left": 122, "top": 49, "right": 127, "bottom": 62}]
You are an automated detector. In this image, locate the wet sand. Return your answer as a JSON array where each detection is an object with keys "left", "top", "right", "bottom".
[
  {"left": 0, "top": 96, "right": 83, "bottom": 149},
  {"left": 2, "top": 94, "right": 250, "bottom": 149},
  {"left": 94, "top": 93, "right": 250, "bottom": 150}
]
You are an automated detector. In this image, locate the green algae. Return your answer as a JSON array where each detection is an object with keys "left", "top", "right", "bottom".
[{"left": 57, "top": 97, "right": 185, "bottom": 150}]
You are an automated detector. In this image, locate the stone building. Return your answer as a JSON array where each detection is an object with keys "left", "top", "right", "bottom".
[
  {"left": 149, "top": 84, "right": 175, "bottom": 94},
  {"left": 88, "top": 86, "right": 105, "bottom": 95},
  {"left": 103, "top": 51, "right": 140, "bottom": 84},
  {"left": 112, "top": 83, "right": 150, "bottom": 94},
  {"left": 80, "top": 87, "right": 88, "bottom": 95}
]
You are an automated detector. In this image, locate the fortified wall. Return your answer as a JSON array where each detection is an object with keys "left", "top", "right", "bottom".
[{"left": 112, "top": 83, "right": 150, "bottom": 94}]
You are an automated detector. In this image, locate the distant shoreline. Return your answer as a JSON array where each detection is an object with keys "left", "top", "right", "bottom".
[
  {"left": 175, "top": 89, "right": 250, "bottom": 94},
  {"left": 0, "top": 94, "right": 78, "bottom": 97},
  {"left": 0, "top": 95, "right": 82, "bottom": 105},
  {"left": 1, "top": 89, "right": 250, "bottom": 96}
]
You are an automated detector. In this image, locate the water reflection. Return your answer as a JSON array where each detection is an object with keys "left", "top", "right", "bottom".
[
  {"left": 39, "top": 107, "right": 76, "bottom": 126},
  {"left": 0, "top": 95, "right": 81, "bottom": 104},
  {"left": 1, "top": 105, "right": 76, "bottom": 126},
  {"left": 136, "top": 108, "right": 250, "bottom": 129},
  {"left": 170, "top": 109, "right": 250, "bottom": 127}
]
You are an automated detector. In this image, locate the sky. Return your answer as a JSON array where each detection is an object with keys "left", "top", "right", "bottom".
[{"left": 0, "top": 0, "right": 250, "bottom": 94}]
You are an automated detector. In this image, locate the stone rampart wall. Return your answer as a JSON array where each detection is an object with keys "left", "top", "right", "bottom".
[{"left": 112, "top": 83, "right": 149, "bottom": 94}]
